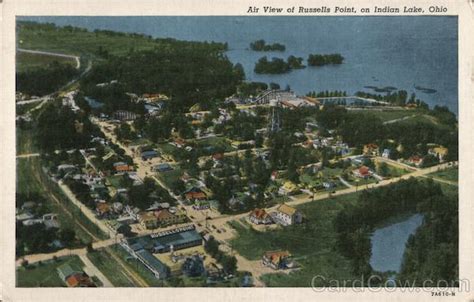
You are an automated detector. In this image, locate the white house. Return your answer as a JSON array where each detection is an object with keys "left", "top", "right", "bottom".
[{"left": 274, "top": 204, "right": 303, "bottom": 226}]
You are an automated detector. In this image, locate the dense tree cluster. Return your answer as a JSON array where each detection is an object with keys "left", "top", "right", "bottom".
[
  {"left": 334, "top": 178, "right": 457, "bottom": 283},
  {"left": 398, "top": 191, "right": 458, "bottom": 286},
  {"left": 36, "top": 102, "right": 102, "bottom": 152},
  {"left": 254, "top": 56, "right": 305, "bottom": 74},
  {"left": 16, "top": 61, "right": 79, "bottom": 96},
  {"left": 204, "top": 236, "right": 238, "bottom": 274},
  {"left": 307, "top": 53, "right": 344, "bottom": 66},
  {"left": 314, "top": 103, "right": 458, "bottom": 161},
  {"left": 81, "top": 43, "right": 244, "bottom": 110},
  {"left": 250, "top": 39, "right": 286, "bottom": 51}
]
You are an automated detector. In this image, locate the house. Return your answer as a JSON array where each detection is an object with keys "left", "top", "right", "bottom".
[
  {"left": 428, "top": 146, "right": 448, "bottom": 161},
  {"left": 227, "top": 194, "right": 246, "bottom": 210},
  {"left": 65, "top": 272, "right": 96, "bottom": 287},
  {"left": 363, "top": 144, "right": 380, "bottom": 156},
  {"left": 193, "top": 200, "right": 210, "bottom": 210},
  {"left": 249, "top": 208, "right": 273, "bottom": 225},
  {"left": 153, "top": 163, "right": 173, "bottom": 173},
  {"left": 278, "top": 181, "right": 299, "bottom": 195},
  {"left": 212, "top": 153, "right": 224, "bottom": 162},
  {"left": 141, "top": 150, "right": 159, "bottom": 161},
  {"left": 262, "top": 250, "right": 293, "bottom": 270},
  {"left": 96, "top": 203, "right": 111, "bottom": 218},
  {"left": 42, "top": 213, "right": 60, "bottom": 229},
  {"left": 57, "top": 264, "right": 77, "bottom": 282},
  {"left": 185, "top": 189, "right": 207, "bottom": 201},
  {"left": 322, "top": 181, "right": 336, "bottom": 189},
  {"left": 174, "top": 138, "right": 186, "bottom": 148},
  {"left": 382, "top": 148, "right": 391, "bottom": 159},
  {"left": 154, "top": 209, "right": 187, "bottom": 227},
  {"left": 353, "top": 166, "right": 371, "bottom": 179},
  {"left": 270, "top": 171, "right": 279, "bottom": 181},
  {"left": 113, "top": 110, "right": 138, "bottom": 121},
  {"left": 408, "top": 155, "right": 424, "bottom": 167},
  {"left": 274, "top": 204, "right": 303, "bottom": 226},
  {"left": 113, "top": 161, "right": 133, "bottom": 173},
  {"left": 139, "top": 211, "right": 159, "bottom": 229}
]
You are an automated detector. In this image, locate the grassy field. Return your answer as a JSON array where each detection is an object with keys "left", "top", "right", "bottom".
[
  {"left": 156, "top": 167, "right": 183, "bottom": 189},
  {"left": 17, "top": 51, "right": 76, "bottom": 72},
  {"left": 18, "top": 22, "right": 164, "bottom": 58},
  {"left": 348, "top": 109, "right": 419, "bottom": 122},
  {"left": 229, "top": 192, "right": 361, "bottom": 287},
  {"left": 428, "top": 166, "right": 458, "bottom": 183},
  {"left": 17, "top": 255, "right": 85, "bottom": 287},
  {"left": 87, "top": 249, "right": 136, "bottom": 287}
]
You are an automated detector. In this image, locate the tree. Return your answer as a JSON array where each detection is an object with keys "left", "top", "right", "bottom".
[{"left": 222, "top": 255, "right": 238, "bottom": 274}]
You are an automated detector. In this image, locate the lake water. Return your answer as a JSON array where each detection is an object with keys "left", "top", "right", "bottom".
[
  {"left": 19, "top": 16, "right": 458, "bottom": 113},
  {"left": 370, "top": 214, "right": 424, "bottom": 273}
]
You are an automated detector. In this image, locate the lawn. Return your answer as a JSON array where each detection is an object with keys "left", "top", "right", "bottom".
[
  {"left": 195, "top": 136, "right": 234, "bottom": 152},
  {"left": 17, "top": 51, "right": 77, "bottom": 72},
  {"left": 107, "top": 175, "right": 124, "bottom": 189},
  {"left": 348, "top": 109, "right": 420, "bottom": 123},
  {"left": 87, "top": 249, "right": 136, "bottom": 287},
  {"left": 428, "top": 166, "right": 458, "bottom": 183},
  {"left": 229, "top": 192, "right": 361, "bottom": 287},
  {"left": 156, "top": 167, "right": 183, "bottom": 189},
  {"left": 17, "top": 255, "right": 85, "bottom": 287}
]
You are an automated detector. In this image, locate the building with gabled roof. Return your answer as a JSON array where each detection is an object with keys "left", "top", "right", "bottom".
[
  {"left": 249, "top": 208, "right": 273, "bottom": 225},
  {"left": 274, "top": 204, "right": 302, "bottom": 226},
  {"left": 262, "top": 250, "right": 293, "bottom": 270}
]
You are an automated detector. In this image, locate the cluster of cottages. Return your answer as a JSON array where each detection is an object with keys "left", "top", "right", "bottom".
[
  {"left": 16, "top": 201, "right": 60, "bottom": 230},
  {"left": 362, "top": 142, "right": 449, "bottom": 167},
  {"left": 248, "top": 203, "right": 303, "bottom": 227}
]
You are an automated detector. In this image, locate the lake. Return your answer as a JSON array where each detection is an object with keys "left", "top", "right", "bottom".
[
  {"left": 19, "top": 16, "right": 458, "bottom": 113},
  {"left": 370, "top": 214, "right": 424, "bottom": 273}
]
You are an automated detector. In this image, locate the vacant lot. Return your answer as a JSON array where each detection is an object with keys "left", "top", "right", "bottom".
[
  {"left": 17, "top": 255, "right": 85, "bottom": 287},
  {"left": 229, "top": 192, "right": 361, "bottom": 287}
]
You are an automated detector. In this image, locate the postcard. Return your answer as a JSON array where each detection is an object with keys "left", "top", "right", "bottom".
[{"left": 1, "top": 0, "right": 473, "bottom": 301}]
